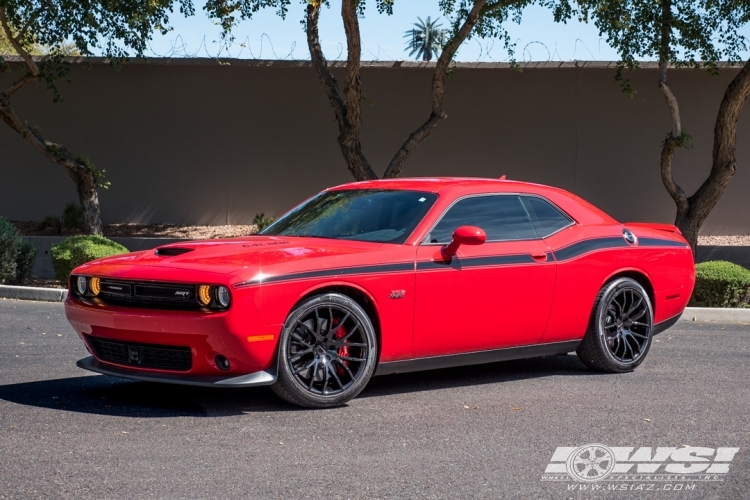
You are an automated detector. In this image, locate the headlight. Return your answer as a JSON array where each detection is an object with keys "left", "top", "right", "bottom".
[
  {"left": 89, "top": 277, "right": 101, "bottom": 296},
  {"left": 216, "top": 286, "right": 231, "bottom": 308},
  {"left": 75, "top": 276, "right": 87, "bottom": 296},
  {"left": 197, "top": 285, "right": 212, "bottom": 306}
]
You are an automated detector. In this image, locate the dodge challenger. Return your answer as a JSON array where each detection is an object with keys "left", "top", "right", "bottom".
[{"left": 65, "top": 178, "right": 695, "bottom": 408}]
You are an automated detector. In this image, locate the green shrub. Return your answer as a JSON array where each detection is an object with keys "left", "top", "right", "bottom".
[
  {"left": 62, "top": 202, "right": 84, "bottom": 231},
  {"left": 0, "top": 217, "right": 18, "bottom": 283},
  {"left": 689, "top": 261, "right": 750, "bottom": 308},
  {"left": 0, "top": 216, "right": 39, "bottom": 285},
  {"left": 14, "top": 239, "right": 38, "bottom": 285},
  {"left": 37, "top": 215, "right": 63, "bottom": 235},
  {"left": 253, "top": 212, "right": 275, "bottom": 232},
  {"left": 50, "top": 235, "right": 128, "bottom": 282}
]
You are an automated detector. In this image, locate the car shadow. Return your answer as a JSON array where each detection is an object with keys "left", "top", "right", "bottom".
[
  {"left": 0, "top": 374, "right": 289, "bottom": 417},
  {"left": 361, "top": 353, "right": 596, "bottom": 398},
  {"left": 0, "top": 355, "right": 597, "bottom": 417}
]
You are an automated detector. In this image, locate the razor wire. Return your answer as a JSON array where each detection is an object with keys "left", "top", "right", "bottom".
[{"left": 145, "top": 30, "right": 603, "bottom": 63}]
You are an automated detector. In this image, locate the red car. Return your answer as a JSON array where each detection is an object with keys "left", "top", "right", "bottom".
[{"left": 65, "top": 178, "right": 695, "bottom": 408}]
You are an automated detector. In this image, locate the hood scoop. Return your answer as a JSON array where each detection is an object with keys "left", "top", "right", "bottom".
[{"left": 156, "top": 247, "right": 195, "bottom": 257}]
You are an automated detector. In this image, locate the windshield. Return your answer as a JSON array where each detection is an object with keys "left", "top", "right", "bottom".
[{"left": 261, "top": 189, "right": 438, "bottom": 244}]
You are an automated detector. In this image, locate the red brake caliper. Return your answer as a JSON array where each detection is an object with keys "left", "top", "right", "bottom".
[{"left": 332, "top": 319, "right": 349, "bottom": 376}]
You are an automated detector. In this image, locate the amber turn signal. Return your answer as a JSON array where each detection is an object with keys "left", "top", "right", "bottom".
[
  {"left": 89, "top": 277, "right": 101, "bottom": 296},
  {"left": 197, "top": 285, "right": 212, "bottom": 306}
]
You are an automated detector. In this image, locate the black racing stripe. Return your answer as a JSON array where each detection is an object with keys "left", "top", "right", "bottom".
[
  {"left": 639, "top": 237, "right": 689, "bottom": 248},
  {"left": 417, "top": 253, "right": 535, "bottom": 270},
  {"left": 552, "top": 236, "right": 689, "bottom": 262},
  {"left": 235, "top": 262, "right": 414, "bottom": 288},
  {"left": 553, "top": 237, "right": 627, "bottom": 261},
  {"left": 235, "top": 237, "right": 687, "bottom": 288}
]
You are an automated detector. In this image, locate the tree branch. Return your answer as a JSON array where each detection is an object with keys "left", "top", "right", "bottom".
[
  {"left": 482, "top": 0, "right": 516, "bottom": 14},
  {"left": 306, "top": 3, "right": 346, "bottom": 128},
  {"left": 383, "top": 0, "right": 488, "bottom": 178},
  {"left": 0, "top": 6, "right": 40, "bottom": 76},
  {"left": 3, "top": 74, "right": 41, "bottom": 96},
  {"left": 655, "top": 0, "right": 688, "bottom": 218},
  {"left": 688, "top": 56, "right": 750, "bottom": 217},
  {"left": 660, "top": 136, "right": 688, "bottom": 212},
  {"left": 342, "top": 0, "right": 362, "bottom": 132},
  {"left": 0, "top": 94, "right": 74, "bottom": 168},
  {"left": 657, "top": 0, "right": 680, "bottom": 137},
  {"left": 658, "top": 61, "right": 681, "bottom": 137},
  {"left": 711, "top": 56, "right": 750, "bottom": 175},
  {"left": 306, "top": 1, "right": 377, "bottom": 181},
  {"left": 17, "top": 7, "right": 42, "bottom": 42},
  {"left": 0, "top": 93, "right": 103, "bottom": 234}
]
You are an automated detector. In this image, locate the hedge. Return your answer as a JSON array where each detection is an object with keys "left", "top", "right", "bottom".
[
  {"left": 0, "top": 216, "right": 38, "bottom": 285},
  {"left": 50, "top": 235, "right": 128, "bottom": 282},
  {"left": 689, "top": 260, "right": 750, "bottom": 308}
]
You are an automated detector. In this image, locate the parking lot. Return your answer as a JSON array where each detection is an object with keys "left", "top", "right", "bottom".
[{"left": 0, "top": 299, "right": 748, "bottom": 499}]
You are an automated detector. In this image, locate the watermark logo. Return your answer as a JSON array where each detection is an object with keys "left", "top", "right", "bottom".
[
  {"left": 566, "top": 444, "right": 616, "bottom": 482},
  {"left": 542, "top": 445, "right": 739, "bottom": 490}
]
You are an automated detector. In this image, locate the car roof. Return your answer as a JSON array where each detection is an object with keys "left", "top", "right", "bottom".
[
  {"left": 327, "top": 177, "right": 618, "bottom": 226},
  {"left": 328, "top": 177, "right": 542, "bottom": 193}
]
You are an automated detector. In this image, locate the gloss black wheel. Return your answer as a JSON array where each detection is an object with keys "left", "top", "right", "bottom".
[
  {"left": 272, "top": 293, "right": 377, "bottom": 408},
  {"left": 577, "top": 278, "right": 654, "bottom": 373}
]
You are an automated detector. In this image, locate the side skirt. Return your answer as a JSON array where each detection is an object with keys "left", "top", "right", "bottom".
[
  {"left": 652, "top": 312, "right": 683, "bottom": 336},
  {"left": 374, "top": 340, "right": 582, "bottom": 376}
]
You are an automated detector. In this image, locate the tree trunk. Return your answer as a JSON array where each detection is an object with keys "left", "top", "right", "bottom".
[
  {"left": 305, "top": 0, "right": 516, "bottom": 181},
  {"left": 305, "top": 1, "right": 377, "bottom": 181},
  {"left": 655, "top": 0, "right": 750, "bottom": 255},
  {"left": 0, "top": 89, "right": 104, "bottom": 235},
  {"left": 67, "top": 167, "right": 104, "bottom": 235},
  {"left": 1, "top": 11, "right": 104, "bottom": 236},
  {"left": 383, "top": 0, "right": 491, "bottom": 178},
  {"left": 674, "top": 57, "right": 750, "bottom": 253}
]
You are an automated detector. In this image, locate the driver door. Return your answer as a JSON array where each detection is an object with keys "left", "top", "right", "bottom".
[{"left": 412, "top": 194, "right": 557, "bottom": 357}]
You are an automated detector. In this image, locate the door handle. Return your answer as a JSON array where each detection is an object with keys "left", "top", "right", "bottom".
[{"left": 531, "top": 253, "right": 548, "bottom": 262}]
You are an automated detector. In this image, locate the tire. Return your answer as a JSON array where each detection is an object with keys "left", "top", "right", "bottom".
[
  {"left": 576, "top": 278, "right": 654, "bottom": 373},
  {"left": 272, "top": 293, "right": 378, "bottom": 408}
]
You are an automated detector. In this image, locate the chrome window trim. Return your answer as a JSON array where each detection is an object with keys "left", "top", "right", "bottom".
[{"left": 420, "top": 192, "right": 576, "bottom": 246}]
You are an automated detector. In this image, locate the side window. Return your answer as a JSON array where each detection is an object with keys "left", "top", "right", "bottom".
[
  {"left": 521, "top": 196, "right": 573, "bottom": 237},
  {"left": 428, "top": 195, "right": 538, "bottom": 243}
]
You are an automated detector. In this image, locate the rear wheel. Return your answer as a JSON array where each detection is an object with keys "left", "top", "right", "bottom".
[
  {"left": 577, "top": 278, "right": 654, "bottom": 373},
  {"left": 272, "top": 293, "right": 377, "bottom": 408}
]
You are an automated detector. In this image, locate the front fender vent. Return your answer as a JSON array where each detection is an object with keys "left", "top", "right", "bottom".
[{"left": 156, "top": 247, "right": 194, "bottom": 256}]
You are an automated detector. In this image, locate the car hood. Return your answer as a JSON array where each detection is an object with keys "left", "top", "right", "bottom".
[{"left": 76, "top": 236, "right": 388, "bottom": 280}]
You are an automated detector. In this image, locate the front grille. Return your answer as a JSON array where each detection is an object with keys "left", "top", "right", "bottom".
[
  {"left": 134, "top": 284, "right": 193, "bottom": 299},
  {"left": 97, "top": 279, "right": 199, "bottom": 309},
  {"left": 88, "top": 336, "right": 192, "bottom": 371}
]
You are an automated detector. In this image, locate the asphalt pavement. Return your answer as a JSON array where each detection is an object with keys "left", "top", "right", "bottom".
[{"left": 0, "top": 299, "right": 748, "bottom": 499}]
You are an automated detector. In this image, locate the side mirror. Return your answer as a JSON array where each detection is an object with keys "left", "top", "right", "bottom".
[{"left": 441, "top": 226, "right": 486, "bottom": 256}]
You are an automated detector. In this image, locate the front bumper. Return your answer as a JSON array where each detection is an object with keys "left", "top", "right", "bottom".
[
  {"left": 77, "top": 356, "right": 276, "bottom": 387},
  {"left": 65, "top": 290, "right": 280, "bottom": 378}
]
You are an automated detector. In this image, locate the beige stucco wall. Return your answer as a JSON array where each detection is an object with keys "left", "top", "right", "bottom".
[{"left": 0, "top": 60, "right": 747, "bottom": 234}]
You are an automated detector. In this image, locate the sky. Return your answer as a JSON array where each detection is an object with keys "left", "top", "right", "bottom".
[{"left": 144, "top": 1, "right": 637, "bottom": 62}]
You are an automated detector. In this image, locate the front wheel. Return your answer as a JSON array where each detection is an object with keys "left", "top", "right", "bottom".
[
  {"left": 272, "top": 293, "right": 378, "bottom": 408},
  {"left": 577, "top": 278, "right": 654, "bottom": 373}
]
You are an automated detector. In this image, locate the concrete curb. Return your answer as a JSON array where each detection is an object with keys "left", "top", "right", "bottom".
[
  {"left": 0, "top": 285, "right": 68, "bottom": 302},
  {"left": 681, "top": 307, "right": 750, "bottom": 323}
]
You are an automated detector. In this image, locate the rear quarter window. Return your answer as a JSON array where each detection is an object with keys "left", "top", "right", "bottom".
[{"left": 521, "top": 196, "right": 573, "bottom": 237}]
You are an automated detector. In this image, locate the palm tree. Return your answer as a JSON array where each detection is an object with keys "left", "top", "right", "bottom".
[{"left": 403, "top": 17, "right": 446, "bottom": 62}]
